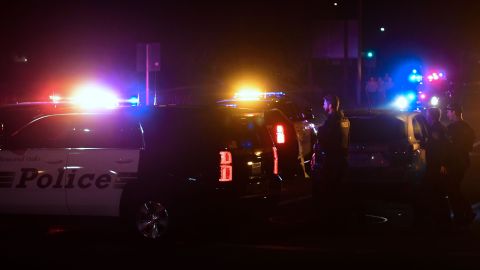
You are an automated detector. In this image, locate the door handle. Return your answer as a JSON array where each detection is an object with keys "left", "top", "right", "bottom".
[
  {"left": 116, "top": 159, "right": 133, "bottom": 164},
  {"left": 46, "top": 160, "right": 63, "bottom": 164}
]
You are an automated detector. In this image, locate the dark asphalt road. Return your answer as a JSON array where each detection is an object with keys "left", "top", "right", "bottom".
[{"left": 1, "top": 197, "right": 480, "bottom": 269}]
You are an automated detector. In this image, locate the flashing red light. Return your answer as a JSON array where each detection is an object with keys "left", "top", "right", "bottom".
[
  {"left": 420, "top": 94, "right": 426, "bottom": 99},
  {"left": 273, "top": 147, "right": 278, "bottom": 175},
  {"left": 219, "top": 151, "right": 233, "bottom": 182},
  {"left": 276, "top": 124, "right": 285, "bottom": 144}
]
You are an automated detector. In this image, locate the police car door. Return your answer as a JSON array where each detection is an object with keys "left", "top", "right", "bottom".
[
  {"left": 65, "top": 114, "right": 142, "bottom": 217},
  {"left": 0, "top": 115, "right": 70, "bottom": 215}
]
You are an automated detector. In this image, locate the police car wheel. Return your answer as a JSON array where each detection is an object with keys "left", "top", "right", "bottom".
[{"left": 135, "top": 200, "right": 169, "bottom": 240}]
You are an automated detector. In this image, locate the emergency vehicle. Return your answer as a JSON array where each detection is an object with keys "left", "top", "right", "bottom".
[
  {"left": 0, "top": 103, "right": 281, "bottom": 240},
  {"left": 217, "top": 91, "right": 316, "bottom": 179}
]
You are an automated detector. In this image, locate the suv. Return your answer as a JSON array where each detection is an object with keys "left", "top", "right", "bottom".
[
  {"left": 217, "top": 92, "right": 316, "bottom": 179},
  {"left": 345, "top": 110, "right": 428, "bottom": 199},
  {"left": 0, "top": 104, "right": 281, "bottom": 240}
]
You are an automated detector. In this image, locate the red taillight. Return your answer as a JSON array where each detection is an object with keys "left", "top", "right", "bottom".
[
  {"left": 276, "top": 124, "right": 285, "bottom": 144},
  {"left": 219, "top": 151, "right": 233, "bottom": 182},
  {"left": 311, "top": 152, "right": 316, "bottom": 171},
  {"left": 273, "top": 147, "right": 278, "bottom": 175}
]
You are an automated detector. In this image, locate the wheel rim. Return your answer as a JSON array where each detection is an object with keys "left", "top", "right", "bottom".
[{"left": 135, "top": 201, "right": 169, "bottom": 239}]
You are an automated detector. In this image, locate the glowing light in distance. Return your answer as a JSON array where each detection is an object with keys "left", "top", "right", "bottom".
[
  {"left": 234, "top": 86, "right": 263, "bottom": 101},
  {"left": 420, "top": 93, "right": 427, "bottom": 99},
  {"left": 49, "top": 95, "right": 61, "bottom": 103},
  {"left": 430, "top": 96, "right": 439, "bottom": 106},
  {"left": 394, "top": 96, "right": 409, "bottom": 110},
  {"left": 407, "top": 92, "right": 416, "bottom": 101},
  {"left": 127, "top": 96, "right": 140, "bottom": 105}
]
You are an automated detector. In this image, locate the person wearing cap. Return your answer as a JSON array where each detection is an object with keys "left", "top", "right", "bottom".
[
  {"left": 445, "top": 102, "right": 476, "bottom": 227},
  {"left": 311, "top": 94, "right": 350, "bottom": 227}
]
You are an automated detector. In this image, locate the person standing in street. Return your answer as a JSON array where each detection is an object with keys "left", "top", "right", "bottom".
[
  {"left": 416, "top": 107, "right": 450, "bottom": 228},
  {"left": 445, "top": 102, "right": 476, "bottom": 228},
  {"left": 311, "top": 94, "right": 350, "bottom": 227}
]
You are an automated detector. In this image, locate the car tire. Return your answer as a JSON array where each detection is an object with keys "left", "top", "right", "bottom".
[
  {"left": 125, "top": 194, "right": 177, "bottom": 243},
  {"left": 134, "top": 199, "right": 170, "bottom": 240}
]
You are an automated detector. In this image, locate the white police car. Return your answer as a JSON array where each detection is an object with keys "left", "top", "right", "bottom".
[{"left": 0, "top": 103, "right": 281, "bottom": 240}]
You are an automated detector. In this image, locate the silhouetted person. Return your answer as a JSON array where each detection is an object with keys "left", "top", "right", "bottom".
[
  {"left": 416, "top": 107, "right": 450, "bottom": 228},
  {"left": 312, "top": 94, "right": 350, "bottom": 227},
  {"left": 446, "top": 102, "right": 476, "bottom": 228}
]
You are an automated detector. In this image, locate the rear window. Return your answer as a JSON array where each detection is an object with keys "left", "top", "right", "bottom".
[
  {"left": 220, "top": 115, "right": 269, "bottom": 150},
  {"left": 349, "top": 115, "right": 406, "bottom": 143},
  {"left": 140, "top": 108, "right": 271, "bottom": 151}
]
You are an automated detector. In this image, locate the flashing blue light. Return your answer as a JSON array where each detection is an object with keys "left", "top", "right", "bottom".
[
  {"left": 394, "top": 96, "right": 409, "bottom": 110},
  {"left": 127, "top": 96, "right": 140, "bottom": 106},
  {"left": 409, "top": 74, "right": 417, "bottom": 82},
  {"left": 407, "top": 92, "right": 416, "bottom": 101},
  {"left": 408, "top": 74, "right": 423, "bottom": 83},
  {"left": 264, "top": 91, "right": 286, "bottom": 97},
  {"left": 366, "top": 51, "right": 374, "bottom": 58},
  {"left": 412, "top": 69, "right": 417, "bottom": 74}
]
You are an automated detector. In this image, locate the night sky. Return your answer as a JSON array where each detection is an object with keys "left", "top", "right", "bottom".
[{"left": 1, "top": 0, "right": 479, "bottom": 100}]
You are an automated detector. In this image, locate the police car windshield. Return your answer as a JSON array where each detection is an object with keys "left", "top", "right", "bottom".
[{"left": 349, "top": 116, "right": 407, "bottom": 143}]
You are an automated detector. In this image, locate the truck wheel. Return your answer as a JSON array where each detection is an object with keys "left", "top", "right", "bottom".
[{"left": 133, "top": 199, "right": 170, "bottom": 240}]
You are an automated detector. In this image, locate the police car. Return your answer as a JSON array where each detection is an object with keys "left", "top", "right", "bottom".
[
  {"left": 217, "top": 91, "right": 316, "bottom": 179},
  {"left": 0, "top": 103, "right": 281, "bottom": 240}
]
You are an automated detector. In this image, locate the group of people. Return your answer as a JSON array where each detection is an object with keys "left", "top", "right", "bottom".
[
  {"left": 312, "top": 94, "right": 476, "bottom": 231},
  {"left": 421, "top": 104, "right": 476, "bottom": 229},
  {"left": 365, "top": 74, "right": 394, "bottom": 107}
]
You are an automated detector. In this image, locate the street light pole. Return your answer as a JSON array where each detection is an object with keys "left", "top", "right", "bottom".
[
  {"left": 146, "top": 43, "right": 150, "bottom": 106},
  {"left": 356, "top": 0, "right": 363, "bottom": 106}
]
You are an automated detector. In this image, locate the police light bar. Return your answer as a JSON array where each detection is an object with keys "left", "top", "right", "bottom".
[
  {"left": 232, "top": 87, "right": 286, "bottom": 102},
  {"left": 49, "top": 95, "right": 62, "bottom": 103},
  {"left": 233, "top": 88, "right": 263, "bottom": 101},
  {"left": 71, "top": 83, "right": 119, "bottom": 109}
]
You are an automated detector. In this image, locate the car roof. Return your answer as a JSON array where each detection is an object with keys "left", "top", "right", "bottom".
[{"left": 344, "top": 109, "right": 422, "bottom": 119}]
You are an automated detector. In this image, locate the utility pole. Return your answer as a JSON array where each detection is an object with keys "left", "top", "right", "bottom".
[
  {"left": 145, "top": 43, "right": 150, "bottom": 106},
  {"left": 137, "top": 43, "right": 160, "bottom": 106},
  {"left": 357, "top": 0, "right": 363, "bottom": 106},
  {"left": 343, "top": 19, "right": 349, "bottom": 106}
]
